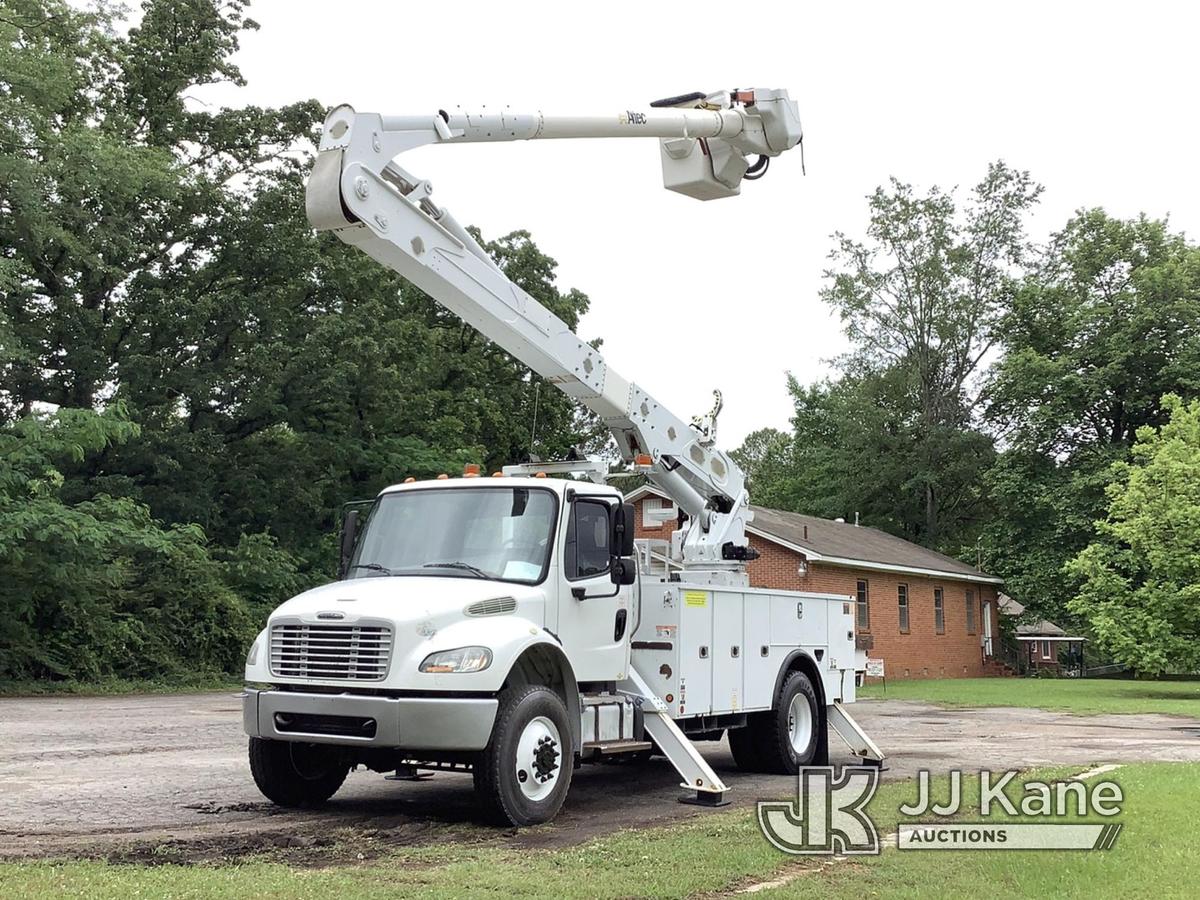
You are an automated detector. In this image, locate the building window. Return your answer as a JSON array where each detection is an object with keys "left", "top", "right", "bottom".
[
  {"left": 898, "top": 584, "right": 910, "bottom": 633},
  {"left": 1040, "top": 640, "right": 1051, "bottom": 659},
  {"left": 856, "top": 579, "right": 870, "bottom": 630},
  {"left": 641, "top": 496, "right": 677, "bottom": 529},
  {"left": 934, "top": 588, "right": 945, "bottom": 634},
  {"left": 965, "top": 589, "right": 976, "bottom": 634}
]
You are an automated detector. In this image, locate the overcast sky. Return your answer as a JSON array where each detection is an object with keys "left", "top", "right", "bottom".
[{"left": 194, "top": 0, "right": 1199, "bottom": 447}]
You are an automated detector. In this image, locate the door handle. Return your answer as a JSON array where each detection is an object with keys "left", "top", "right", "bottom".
[{"left": 613, "top": 609, "right": 628, "bottom": 642}]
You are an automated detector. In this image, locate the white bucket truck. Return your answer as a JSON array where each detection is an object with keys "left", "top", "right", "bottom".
[{"left": 243, "top": 89, "right": 883, "bottom": 825}]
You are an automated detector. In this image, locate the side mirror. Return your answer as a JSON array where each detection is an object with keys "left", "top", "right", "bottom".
[
  {"left": 610, "top": 502, "right": 636, "bottom": 558},
  {"left": 339, "top": 509, "right": 360, "bottom": 579},
  {"left": 610, "top": 557, "right": 637, "bottom": 586}
]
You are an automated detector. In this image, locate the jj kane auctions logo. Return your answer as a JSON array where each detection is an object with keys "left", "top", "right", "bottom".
[{"left": 758, "top": 767, "right": 1124, "bottom": 854}]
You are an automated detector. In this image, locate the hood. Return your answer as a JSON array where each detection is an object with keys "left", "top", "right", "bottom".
[{"left": 270, "top": 575, "right": 547, "bottom": 627}]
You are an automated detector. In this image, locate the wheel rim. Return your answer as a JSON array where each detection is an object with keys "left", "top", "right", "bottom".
[
  {"left": 515, "top": 715, "right": 562, "bottom": 801},
  {"left": 787, "top": 693, "right": 813, "bottom": 754},
  {"left": 289, "top": 743, "right": 338, "bottom": 781}
]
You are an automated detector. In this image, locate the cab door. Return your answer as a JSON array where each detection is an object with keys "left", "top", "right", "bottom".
[{"left": 554, "top": 495, "right": 633, "bottom": 682}]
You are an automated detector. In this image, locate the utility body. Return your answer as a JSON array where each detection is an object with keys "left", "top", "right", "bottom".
[{"left": 243, "top": 89, "right": 883, "bottom": 825}]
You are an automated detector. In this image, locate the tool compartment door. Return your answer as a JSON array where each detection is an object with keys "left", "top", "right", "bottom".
[
  {"left": 711, "top": 592, "right": 745, "bottom": 714},
  {"left": 678, "top": 588, "right": 713, "bottom": 717},
  {"left": 742, "top": 592, "right": 774, "bottom": 710}
]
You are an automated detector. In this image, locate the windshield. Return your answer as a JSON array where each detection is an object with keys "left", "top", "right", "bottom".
[{"left": 348, "top": 487, "right": 559, "bottom": 585}]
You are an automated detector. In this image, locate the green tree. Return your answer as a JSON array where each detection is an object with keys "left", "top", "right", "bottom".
[
  {"left": 1, "top": 0, "right": 604, "bottom": 682},
  {"left": 1067, "top": 395, "right": 1200, "bottom": 676},
  {"left": 981, "top": 211, "right": 1200, "bottom": 622},
  {"left": 819, "top": 162, "right": 1041, "bottom": 544},
  {"left": 738, "top": 372, "right": 994, "bottom": 545}
]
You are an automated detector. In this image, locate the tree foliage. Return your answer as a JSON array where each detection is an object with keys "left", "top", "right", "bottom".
[
  {"left": 0, "top": 0, "right": 601, "bottom": 681},
  {"left": 739, "top": 173, "right": 1199, "bottom": 650},
  {"left": 1067, "top": 396, "right": 1200, "bottom": 675}
]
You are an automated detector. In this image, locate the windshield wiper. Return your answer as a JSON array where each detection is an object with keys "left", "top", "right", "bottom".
[
  {"left": 347, "top": 562, "right": 393, "bottom": 575},
  {"left": 423, "top": 561, "right": 491, "bottom": 579}
]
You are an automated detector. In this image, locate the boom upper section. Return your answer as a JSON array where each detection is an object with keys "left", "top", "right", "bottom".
[{"left": 304, "top": 90, "right": 804, "bottom": 582}]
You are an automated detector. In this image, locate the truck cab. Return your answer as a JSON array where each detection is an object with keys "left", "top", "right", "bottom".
[{"left": 243, "top": 475, "right": 639, "bottom": 825}]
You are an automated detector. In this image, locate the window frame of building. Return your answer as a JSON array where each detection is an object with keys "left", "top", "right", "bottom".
[
  {"left": 1040, "top": 639, "right": 1051, "bottom": 659},
  {"left": 856, "top": 579, "right": 870, "bottom": 631},
  {"left": 965, "top": 589, "right": 976, "bottom": 634},
  {"left": 934, "top": 587, "right": 945, "bottom": 634},
  {"left": 898, "top": 583, "right": 910, "bottom": 633}
]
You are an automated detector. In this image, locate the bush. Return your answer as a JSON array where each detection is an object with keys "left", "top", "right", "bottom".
[{"left": 0, "top": 408, "right": 261, "bottom": 681}]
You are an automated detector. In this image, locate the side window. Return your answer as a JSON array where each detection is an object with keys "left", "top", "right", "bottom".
[
  {"left": 965, "top": 589, "right": 976, "bottom": 634},
  {"left": 898, "top": 584, "right": 910, "bottom": 633},
  {"left": 856, "top": 579, "right": 870, "bottom": 630},
  {"left": 934, "top": 587, "right": 945, "bottom": 634},
  {"left": 566, "top": 500, "right": 611, "bottom": 580}
]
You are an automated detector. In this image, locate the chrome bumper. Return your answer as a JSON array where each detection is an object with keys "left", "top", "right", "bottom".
[{"left": 243, "top": 687, "right": 499, "bottom": 751}]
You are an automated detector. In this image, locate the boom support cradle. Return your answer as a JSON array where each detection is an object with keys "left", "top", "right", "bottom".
[{"left": 305, "top": 90, "right": 804, "bottom": 583}]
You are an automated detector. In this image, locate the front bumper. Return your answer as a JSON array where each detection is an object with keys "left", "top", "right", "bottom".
[{"left": 243, "top": 687, "right": 499, "bottom": 751}]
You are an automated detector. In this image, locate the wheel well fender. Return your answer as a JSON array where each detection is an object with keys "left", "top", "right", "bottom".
[
  {"left": 502, "top": 641, "right": 581, "bottom": 754},
  {"left": 773, "top": 649, "right": 827, "bottom": 710}
]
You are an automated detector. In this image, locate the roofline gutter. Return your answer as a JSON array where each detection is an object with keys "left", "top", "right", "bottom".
[{"left": 1016, "top": 635, "right": 1087, "bottom": 642}]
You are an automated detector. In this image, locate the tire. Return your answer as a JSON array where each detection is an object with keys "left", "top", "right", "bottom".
[
  {"left": 747, "top": 670, "right": 822, "bottom": 775},
  {"left": 248, "top": 737, "right": 349, "bottom": 807},
  {"left": 728, "top": 724, "right": 764, "bottom": 771},
  {"left": 473, "top": 685, "right": 574, "bottom": 826}
]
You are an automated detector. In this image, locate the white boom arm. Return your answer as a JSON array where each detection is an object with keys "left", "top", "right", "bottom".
[{"left": 305, "top": 89, "right": 803, "bottom": 580}]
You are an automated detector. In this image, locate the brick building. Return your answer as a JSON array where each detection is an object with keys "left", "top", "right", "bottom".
[{"left": 628, "top": 485, "right": 1006, "bottom": 679}]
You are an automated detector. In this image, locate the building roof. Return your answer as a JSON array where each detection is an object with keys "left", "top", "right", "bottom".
[
  {"left": 1016, "top": 619, "right": 1067, "bottom": 637},
  {"left": 625, "top": 485, "right": 1003, "bottom": 585},
  {"left": 998, "top": 593, "right": 1085, "bottom": 640},
  {"left": 998, "top": 593, "right": 1026, "bottom": 616}
]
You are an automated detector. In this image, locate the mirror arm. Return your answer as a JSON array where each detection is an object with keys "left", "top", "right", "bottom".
[{"left": 572, "top": 583, "right": 621, "bottom": 601}]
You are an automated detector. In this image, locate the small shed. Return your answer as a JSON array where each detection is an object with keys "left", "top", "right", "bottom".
[{"left": 999, "top": 595, "right": 1086, "bottom": 676}]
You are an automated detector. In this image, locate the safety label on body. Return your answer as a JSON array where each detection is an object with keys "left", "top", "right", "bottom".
[{"left": 684, "top": 590, "right": 708, "bottom": 607}]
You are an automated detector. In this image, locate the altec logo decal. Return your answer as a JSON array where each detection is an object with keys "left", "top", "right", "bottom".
[
  {"left": 758, "top": 767, "right": 1124, "bottom": 855},
  {"left": 618, "top": 111, "right": 647, "bottom": 125}
]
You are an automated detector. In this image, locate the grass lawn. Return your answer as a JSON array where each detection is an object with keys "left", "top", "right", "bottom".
[
  {"left": 858, "top": 676, "right": 1200, "bottom": 718},
  {"left": 0, "top": 762, "right": 1192, "bottom": 899},
  {"left": 0, "top": 674, "right": 243, "bottom": 697}
]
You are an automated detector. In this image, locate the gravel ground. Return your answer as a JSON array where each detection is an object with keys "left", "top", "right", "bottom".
[{"left": 1, "top": 692, "right": 1197, "bottom": 862}]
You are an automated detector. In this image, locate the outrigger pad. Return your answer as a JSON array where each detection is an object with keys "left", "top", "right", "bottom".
[{"left": 679, "top": 790, "right": 730, "bottom": 808}]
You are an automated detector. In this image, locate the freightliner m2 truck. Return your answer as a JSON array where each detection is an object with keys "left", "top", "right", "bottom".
[{"left": 242, "top": 89, "right": 884, "bottom": 826}]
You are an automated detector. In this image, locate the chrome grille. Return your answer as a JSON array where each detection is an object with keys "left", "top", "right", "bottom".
[{"left": 269, "top": 621, "right": 393, "bottom": 681}]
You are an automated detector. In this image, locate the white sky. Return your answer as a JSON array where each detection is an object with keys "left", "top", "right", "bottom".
[{"left": 194, "top": 0, "right": 1200, "bottom": 447}]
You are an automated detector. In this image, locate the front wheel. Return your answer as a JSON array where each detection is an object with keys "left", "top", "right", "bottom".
[
  {"left": 473, "top": 685, "right": 574, "bottom": 826},
  {"left": 248, "top": 737, "right": 349, "bottom": 807}
]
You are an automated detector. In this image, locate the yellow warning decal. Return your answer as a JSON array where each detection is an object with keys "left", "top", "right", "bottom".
[{"left": 684, "top": 590, "right": 708, "bottom": 608}]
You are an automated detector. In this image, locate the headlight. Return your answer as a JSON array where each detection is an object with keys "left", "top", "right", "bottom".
[
  {"left": 419, "top": 646, "right": 492, "bottom": 674},
  {"left": 246, "top": 636, "right": 260, "bottom": 667}
]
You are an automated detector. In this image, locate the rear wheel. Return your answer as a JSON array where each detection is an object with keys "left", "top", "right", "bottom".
[
  {"left": 473, "top": 685, "right": 573, "bottom": 826},
  {"left": 741, "top": 670, "right": 821, "bottom": 774},
  {"left": 248, "top": 737, "right": 349, "bottom": 807},
  {"left": 728, "top": 724, "right": 763, "bottom": 771}
]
